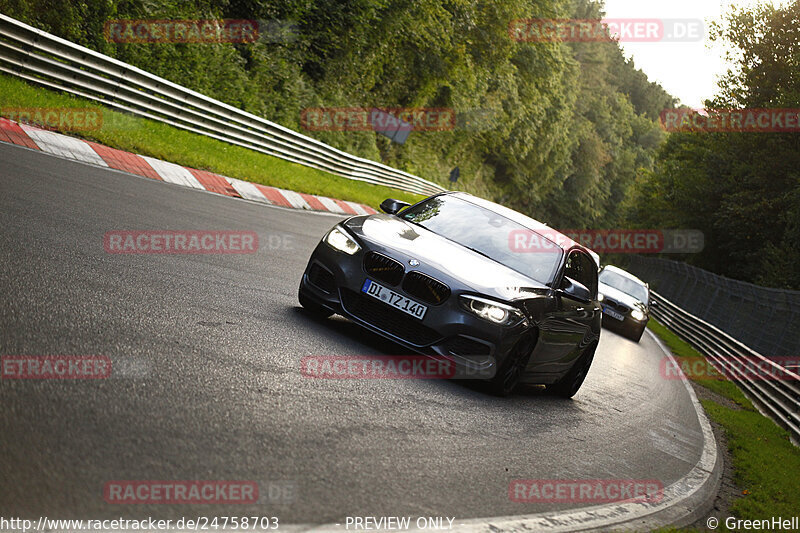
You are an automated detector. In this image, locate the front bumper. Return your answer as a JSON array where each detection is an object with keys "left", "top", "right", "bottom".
[
  {"left": 600, "top": 302, "right": 648, "bottom": 333},
  {"left": 299, "top": 240, "right": 532, "bottom": 379}
]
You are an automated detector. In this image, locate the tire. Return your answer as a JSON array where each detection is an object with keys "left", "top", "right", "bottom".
[
  {"left": 488, "top": 333, "right": 537, "bottom": 397},
  {"left": 298, "top": 289, "right": 333, "bottom": 319},
  {"left": 547, "top": 342, "right": 597, "bottom": 398}
]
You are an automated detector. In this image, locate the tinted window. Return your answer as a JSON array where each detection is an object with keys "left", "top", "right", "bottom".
[
  {"left": 599, "top": 269, "right": 648, "bottom": 303},
  {"left": 402, "top": 195, "right": 563, "bottom": 284}
]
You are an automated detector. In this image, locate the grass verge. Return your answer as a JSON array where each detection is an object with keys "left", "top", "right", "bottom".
[
  {"left": 648, "top": 318, "right": 800, "bottom": 532},
  {"left": 0, "top": 74, "right": 426, "bottom": 208}
]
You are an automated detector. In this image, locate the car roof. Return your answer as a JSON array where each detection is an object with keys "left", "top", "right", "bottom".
[
  {"left": 601, "top": 264, "right": 647, "bottom": 286},
  {"left": 446, "top": 192, "right": 599, "bottom": 262}
]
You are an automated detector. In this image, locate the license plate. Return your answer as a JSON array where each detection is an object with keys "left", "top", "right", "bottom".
[
  {"left": 603, "top": 306, "right": 625, "bottom": 321},
  {"left": 361, "top": 279, "right": 428, "bottom": 320}
]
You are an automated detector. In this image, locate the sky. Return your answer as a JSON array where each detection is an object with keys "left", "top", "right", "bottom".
[{"left": 601, "top": 0, "right": 791, "bottom": 108}]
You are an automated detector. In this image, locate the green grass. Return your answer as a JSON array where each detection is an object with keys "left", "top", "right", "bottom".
[
  {"left": 647, "top": 319, "right": 754, "bottom": 409},
  {"left": 0, "top": 74, "right": 425, "bottom": 208},
  {"left": 648, "top": 318, "right": 800, "bottom": 532},
  {"left": 701, "top": 401, "right": 800, "bottom": 520}
]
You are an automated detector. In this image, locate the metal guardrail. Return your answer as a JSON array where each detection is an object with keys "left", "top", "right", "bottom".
[
  {"left": 0, "top": 14, "right": 446, "bottom": 197},
  {"left": 651, "top": 290, "right": 800, "bottom": 445},
  {"left": 627, "top": 256, "right": 800, "bottom": 356}
]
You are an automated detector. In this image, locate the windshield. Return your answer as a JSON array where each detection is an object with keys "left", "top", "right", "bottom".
[
  {"left": 599, "top": 270, "right": 649, "bottom": 303},
  {"left": 401, "top": 195, "right": 563, "bottom": 284}
]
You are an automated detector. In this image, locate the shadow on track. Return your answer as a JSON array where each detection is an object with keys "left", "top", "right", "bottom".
[{"left": 291, "top": 305, "right": 582, "bottom": 402}]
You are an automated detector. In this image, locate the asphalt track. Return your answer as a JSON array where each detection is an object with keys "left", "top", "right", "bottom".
[{"left": 0, "top": 142, "right": 708, "bottom": 527}]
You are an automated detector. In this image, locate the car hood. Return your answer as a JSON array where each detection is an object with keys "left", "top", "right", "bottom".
[
  {"left": 599, "top": 282, "right": 647, "bottom": 310},
  {"left": 345, "top": 215, "right": 551, "bottom": 301}
]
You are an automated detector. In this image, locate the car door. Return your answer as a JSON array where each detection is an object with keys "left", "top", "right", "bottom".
[
  {"left": 576, "top": 251, "right": 601, "bottom": 338},
  {"left": 528, "top": 249, "right": 597, "bottom": 376}
]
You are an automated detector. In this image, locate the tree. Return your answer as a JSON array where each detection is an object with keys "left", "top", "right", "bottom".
[{"left": 625, "top": 2, "right": 800, "bottom": 289}]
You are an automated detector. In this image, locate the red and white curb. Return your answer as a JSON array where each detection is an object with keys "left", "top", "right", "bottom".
[{"left": 0, "top": 118, "right": 378, "bottom": 216}]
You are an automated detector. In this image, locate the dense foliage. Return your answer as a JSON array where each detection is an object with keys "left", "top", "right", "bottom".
[
  {"left": 0, "top": 0, "right": 672, "bottom": 227},
  {"left": 3, "top": 0, "right": 794, "bottom": 288},
  {"left": 625, "top": 2, "right": 800, "bottom": 289}
]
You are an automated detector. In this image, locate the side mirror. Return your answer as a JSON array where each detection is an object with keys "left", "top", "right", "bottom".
[
  {"left": 557, "top": 277, "right": 592, "bottom": 303},
  {"left": 380, "top": 198, "right": 411, "bottom": 215}
]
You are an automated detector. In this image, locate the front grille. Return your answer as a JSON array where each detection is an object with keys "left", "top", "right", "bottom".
[
  {"left": 308, "top": 263, "right": 336, "bottom": 294},
  {"left": 605, "top": 299, "right": 630, "bottom": 314},
  {"left": 363, "top": 252, "right": 405, "bottom": 286},
  {"left": 444, "top": 335, "right": 492, "bottom": 357},
  {"left": 340, "top": 289, "right": 442, "bottom": 346},
  {"left": 402, "top": 271, "right": 450, "bottom": 305}
]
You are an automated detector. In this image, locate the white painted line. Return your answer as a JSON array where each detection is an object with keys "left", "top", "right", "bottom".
[
  {"left": 3, "top": 120, "right": 353, "bottom": 221},
  {"left": 140, "top": 156, "right": 204, "bottom": 189},
  {"left": 345, "top": 201, "right": 369, "bottom": 215},
  {"left": 277, "top": 188, "right": 311, "bottom": 210},
  {"left": 20, "top": 126, "right": 108, "bottom": 167},
  {"left": 316, "top": 196, "right": 347, "bottom": 214},
  {"left": 228, "top": 177, "right": 270, "bottom": 203}
]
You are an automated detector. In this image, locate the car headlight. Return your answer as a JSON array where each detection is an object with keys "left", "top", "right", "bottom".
[
  {"left": 630, "top": 308, "right": 646, "bottom": 321},
  {"left": 597, "top": 292, "right": 604, "bottom": 302},
  {"left": 324, "top": 226, "right": 360, "bottom": 255},
  {"left": 460, "top": 295, "right": 526, "bottom": 327}
]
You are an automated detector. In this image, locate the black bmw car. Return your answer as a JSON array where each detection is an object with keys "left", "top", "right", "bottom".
[
  {"left": 299, "top": 192, "right": 602, "bottom": 397},
  {"left": 598, "top": 265, "right": 652, "bottom": 342}
]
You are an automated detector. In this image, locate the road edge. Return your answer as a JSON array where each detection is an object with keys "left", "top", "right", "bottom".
[{"left": 0, "top": 118, "right": 378, "bottom": 217}]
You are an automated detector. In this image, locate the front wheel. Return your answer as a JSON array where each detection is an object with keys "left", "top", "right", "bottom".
[
  {"left": 488, "top": 333, "right": 536, "bottom": 397},
  {"left": 547, "top": 342, "right": 597, "bottom": 398}
]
